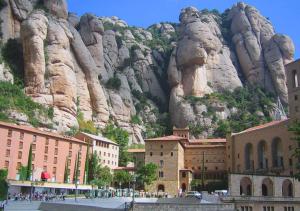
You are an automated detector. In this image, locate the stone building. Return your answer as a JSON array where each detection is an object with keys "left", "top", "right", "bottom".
[
  {"left": 286, "top": 59, "right": 300, "bottom": 121},
  {"left": 75, "top": 132, "right": 119, "bottom": 169},
  {"left": 127, "top": 148, "right": 145, "bottom": 170},
  {"left": 144, "top": 128, "right": 227, "bottom": 196},
  {"left": 0, "top": 121, "right": 88, "bottom": 184}
]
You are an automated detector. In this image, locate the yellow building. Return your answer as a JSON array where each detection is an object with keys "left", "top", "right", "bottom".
[{"left": 144, "top": 128, "right": 227, "bottom": 196}]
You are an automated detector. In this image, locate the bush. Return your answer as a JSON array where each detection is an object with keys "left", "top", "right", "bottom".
[
  {"left": 0, "top": 82, "right": 53, "bottom": 126},
  {"left": 131, "top": 115, "right": 142, "bottom": 124},
  {"left": 77, "top": 112, "right": 98, "bottom": 135},
  {"left": 106, "top": 76, "right": 121, "bottom": 90}
]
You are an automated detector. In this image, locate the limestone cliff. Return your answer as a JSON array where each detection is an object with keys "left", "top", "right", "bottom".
[{"left": 0, "top": 0, "right": 295, "bottom": 141}]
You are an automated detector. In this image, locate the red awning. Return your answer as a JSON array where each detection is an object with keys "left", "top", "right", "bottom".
[{"left": 41, "top": 172, "right": 50, "bottom": 179}]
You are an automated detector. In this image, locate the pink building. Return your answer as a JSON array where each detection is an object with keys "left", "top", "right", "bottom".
[{"left": 0, "top": 121, "right": 88, "bottom": 184}]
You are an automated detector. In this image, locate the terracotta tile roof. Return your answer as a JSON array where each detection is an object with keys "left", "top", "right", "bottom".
[
  {"left": 113, "top": 167, "right": 135, "bottom": 171},
  {"left": 190, "top": 139, "right": 226, "bottom": 143},
  {"left": 0, "top": 121, "right": 86, "bottom": 144},
  {"left": 127, "top": 148, "right": 145, "bottom": 153},
  {"left": 233, "top": 119, "right": 289, "bottom": 136},
  {"left": 184, "top": 144, "right": 225, "bottom": 148},
  {"left": 145, "top": 135, "right": 187, "bottom": 142},
  {"left": 80, "top": 132, "right": 119, "bottom": 146}
]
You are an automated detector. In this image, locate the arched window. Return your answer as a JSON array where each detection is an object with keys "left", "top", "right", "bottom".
[
  {"left": 272, "top": 138, "right": 283, "bottom": 167},
  {"left": 181, "top": 183, "right": 186, "bottom": 192},
  {"left": 293, "top": 70, "right": 299, "bottom": 88},
  {"left": 262, "top": 178, "right": 274, "bottom": 196},
  {"left": 282, "top": 179, "right": 293, "bottom": 197},
  {"left": 240, "top": 177, "right": 252, "bottom": 196},
  {"left": 257, "top": 140, "right": 268, "bottom": 169},
  {"left": 245, "top": 143, "right": 254, "bottom": 170},
  {"left": 158, "top": 184, "right": 165, "bottom": 192}
]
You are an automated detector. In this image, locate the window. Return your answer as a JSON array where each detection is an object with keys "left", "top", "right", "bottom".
[
  {"left": 43, "top": 166, "right": 47, "bottom": 171},
  {"left": 32, "top": 144, "right": 36, "bottom": 151},
  {"left": 295, "top": 106, "right": 299, "bottom": 112},
  {"left": 108, "top": 153, "right": 110, "bottom": 157},
  {"left": 7, "top": 139, "right": 11, "bottom": 147},
  {"left": 4, "top": 161, "right": 9, "bottom": 169},
  {"left": 215, "top": 166, "right": 218, "bottom": 170},
  {"left": 108, "top": 160, "right": 110, "bottom": 164},
  {"left": 45, "top": 138, "right": 49, "bottom": 145},
  {"left": 17, "top": 162, "right": 21, "bottom": 170},
  {"left": 171, "top": 152, "right": 173, "bottom": 157},
  {"left": 295, "top": 95, "right": 298, "bottom": 101},
  {"left": 44, "top": 155, "right": 48, "bottom": 162},
  {"left": 159, "top": 171, "right": 164, "bottom": 178},
  {"left": 54, "top": 157, "right": 57, "bottom": 164},
  {"left": 160, "top": 160, "right": 164, "bottom": 167},
  {"left": 289, "top": 159, "right": 293, "bottom": 166},
  {"left": 54, "top": 148, "right": 58, "bottom": 155},
  {"left": 53, "top": 167, "right": 57, "bottom": 175},
  {"left": 20, "top": 132, "right": 24, "bottom": 140},
  {"left": 19, "top": 142, "right": 23, "bottom": 149},
  {"left": 55, "top": 140, "right": 58, "bottom": 147},
  {"left": 237, "top": 154, "right": 240, "bottom": 158},
  {"left": 293, "top": 70, "right": 299, "bottom": 88},
  {"left": 78, "top": 161, "right": 81, "bottom": 167},
  {"left": 18, "top": 151, "right": 22, "bottom": 159},
  {"left": 8, "top": 129, "right": 12, "bottom": 137},
  {"left": 32, "top": 164, "right": 34, "bottom": 170},
  {"left": 32, "top": 153, "right": 35, "bottom": 161},
  {"left": 150, "top": 152, "right": 153, "bottom": 156},
  {"left": 160, "top": 144, "right": 163, "bottom": 149},
  {"left": 44, "top": 146, "right": 48, "bottom": 154},
  {"left": 182, "top": 172, "right": 186, "bottom": 178},
  {"left": 69, "top": 151, "right": 72, "bottom": 157},
  {"left": 69, "top": 143, "right": 72, "bottom": 149},
  {"left": 33, "top": 135, "right": 37, "bottom": 142},
  {"left": 99, "top": 151, "right": 101, "bottom": 156},
  {"left": 6, "top": 149, "right": 10, "bottom": 157},
  {"left": 79, "top": 145, "right": 82, "bottom": 151},
  {"left": 160, "top": 152, "right": 163, "bottom": 156}
]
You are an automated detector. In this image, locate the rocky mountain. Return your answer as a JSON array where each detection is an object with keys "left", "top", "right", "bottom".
[{"left": 0, "top": 0, "right": 295, "bottom": 142}]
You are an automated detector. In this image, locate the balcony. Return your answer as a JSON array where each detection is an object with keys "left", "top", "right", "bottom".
[
  {"left": 271, "top": 156, "right": 284, "bottom": 173},
  {"left": 244, "top": 160, "right": 254, "bottom": 174},
  {"left": 256, "top": 159, "right": 268, "bottom": 174}
]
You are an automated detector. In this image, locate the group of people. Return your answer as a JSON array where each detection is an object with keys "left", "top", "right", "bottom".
[{"left": 11, "top": 192, "right": 66, "bottom": 201}]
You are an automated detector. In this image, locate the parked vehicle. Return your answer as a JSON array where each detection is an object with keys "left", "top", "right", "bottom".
[{"left": 185, "top": 191, "right": 202, "bottom": 199}]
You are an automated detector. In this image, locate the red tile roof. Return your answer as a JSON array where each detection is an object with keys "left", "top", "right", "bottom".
[
  {"left": 233, "top": 119, "right": 288, "bottom": 136},
  {"left": 190, "top": 139, "right": 226, "bottom": 143},
  {"left": 0, "top": 121, "right": 86, "bottom": 144},
  {"left": 145, "top": 135, "right": 187, "bottom": 142}
]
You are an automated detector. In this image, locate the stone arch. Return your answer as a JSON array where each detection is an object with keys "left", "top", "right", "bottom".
[
  {"left": 262, "top": 178, "right": 274, "bottom": 196},
  {"left": 157, "top": 184, "right": 165, "bottom": 192},
  {"left": 282, "top": 179, "right": 293, "bottom": 197},
  {"left": 245, "top": 143, "right": 254, "bottom": 170},
  {"left": 257, "top": 140, "right": 268, "bottom": 169},
  {"left": 240, "top": 177, "right": 252, "bottom": 196},
  {"left": 272, "top": 137, "right": 283, "bottom": 167}
]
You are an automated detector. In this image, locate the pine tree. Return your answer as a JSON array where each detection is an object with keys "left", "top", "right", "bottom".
[
  {"left": 84, "top": 145, "right": 89, "bottom": 184},
  {"left": 73, "top": 152, "right": 80, "bottom": 184},
  {"left": 26, "top": 144, "right": 32, "bottom": 180},
  {"left": 64, "top": 157, "right": 69, "bottom": 183}
]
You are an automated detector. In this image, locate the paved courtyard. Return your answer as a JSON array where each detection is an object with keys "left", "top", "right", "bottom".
[{"left": 3, "top": 196, "right": 213, "bottom": 210}]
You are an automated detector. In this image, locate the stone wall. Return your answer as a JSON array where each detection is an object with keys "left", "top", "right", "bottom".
[{"left": 133, "top": 203, "right": 235, "bottom": 211}]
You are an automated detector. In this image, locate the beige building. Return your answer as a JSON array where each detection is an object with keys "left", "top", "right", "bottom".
[
  {"left": 76, "top": 132, "right": 119, "bottom": 169},
  {"left": 286, "top": 58, "right": 300, "bottom": 121},
  {"left": 144, "top": 128, "right": 227, "bottom": 196},
  {"left": 226, "top": 119, "right": 297, "bottom": 177}
]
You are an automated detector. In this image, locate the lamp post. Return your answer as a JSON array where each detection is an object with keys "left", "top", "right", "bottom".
[
  {"left": 75, "top": 181, "right": 79, "bottom": 202},
  {"left": 132, "top": 174, "right": 137, "bottom": 208}
]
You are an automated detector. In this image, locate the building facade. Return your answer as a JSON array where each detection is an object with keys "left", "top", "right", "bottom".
[
  {"left": 75, "top": 132, "right": 119, "bottom": 169},
  {"left": 0, "top": 121, "right": 88, "bottom": 184},
  {"left": 144, "top": 128, "right": 227, "bottom": 196},
  {"left": 286, "top": 59, "right": 300, "bottom": 121}
]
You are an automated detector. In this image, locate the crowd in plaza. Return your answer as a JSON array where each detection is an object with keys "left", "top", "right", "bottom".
[{"left": 9, "top": 192, "right": 66, "bottom": 201}]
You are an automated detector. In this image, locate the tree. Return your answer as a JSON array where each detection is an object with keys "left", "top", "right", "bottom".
[
  {"left": 64, "top": 157, "right": 69, "bottom": 183},
  {"left": 73, "top": 153, "right": 79, "bottom": 184},
  {"left": 113, "top": 170, "right": 132, "bottom": 187},
  {"left": 18, "top": 165, "right": 27, "bottom": 181},
  {"left": 288, "top": 121, "right": 300, "bottom": 180},
  {"left": 91, "top": 166, "right": 113, "bottom": 188},
  {"left": 0, "top": 169, "right": 8, "bottom": 201},
  {"left": 88, "top": 153, "right": 99, "bottom": 183},
  {"left": 137, "top": 163, "right": 157, "bottom": 188},
  {"left": 26, "top": 144, "right": 32, "bottom": 180},
  {"left": 102, "top": 124, "right": 130, "bottom": 166},
  {"left": 84, "top": 145, "right": 90, "bottom": 184}
]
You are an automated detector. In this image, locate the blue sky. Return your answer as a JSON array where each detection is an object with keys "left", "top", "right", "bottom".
[{"left": 68, "top": 0, "right": 299, "bottom": 58}]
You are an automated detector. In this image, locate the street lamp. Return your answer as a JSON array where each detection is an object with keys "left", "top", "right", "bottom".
[
  {"left": 75, "top": 180, "right": 79, "bottom": 202},
  {"left": 132, "top": 174, "right": 137, "bottom": 206}
]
